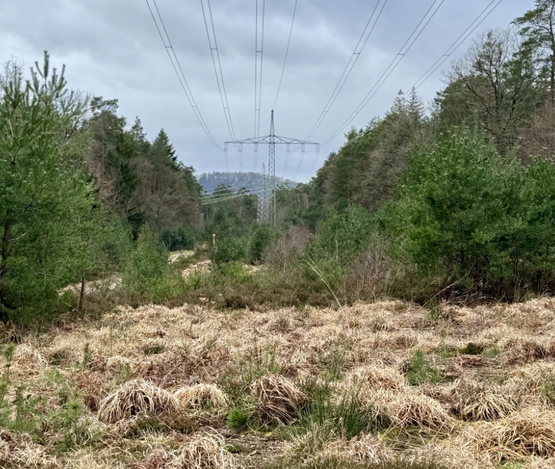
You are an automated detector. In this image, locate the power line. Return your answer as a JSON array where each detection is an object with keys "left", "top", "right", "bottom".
[
  {"left": 254, "top": 0, "right": 266, "bottom": 139},
  {"left": 201, "top": 0, "right": 238, "bottom": 170},
  {"left": 320, "top": 0, "right": 445, "bottom": 148},
  {"left": 201, "top": 185, "right": 293, "bottom": 205},
  {"left": 298, "top": 0, "right": 445, "bottom": 180},
  {"left": 331, "top": 0, "right": 504, "bottom": 154},
  {"left": 272, "top": 0, "right": 299, "bottom": 111},
  {"left": 291, "top": 0, "right": 388, "bottom": 180},
  {"left": 145, "top": 0, "right": 223, "bottom": 151},
  {"left": 304, "top": 0, "right": 389, "bottom": 142},
  {"left": 413, "top": 0, "right": 503, "bottom": 91}
]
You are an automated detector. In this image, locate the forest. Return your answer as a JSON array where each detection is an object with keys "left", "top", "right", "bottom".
[
  {"left": 3, "top": 2, "right": 555, "bottom": 322},
  {"left": 4, "top": 1, "right": 555, "bottom": 468}
]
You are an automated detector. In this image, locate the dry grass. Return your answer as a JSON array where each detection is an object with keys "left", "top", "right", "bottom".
[
  {"left": 4, "top": 298, "right": 555, "bottom": 466},
  {"left": 341, "top": 434, "right": 393, "bottom": 463},
  {"left": 0, "top": 432, "right": 59, "bottom": 469},
  {"left": 171, "top": 431, "right": 239, "bottom": 468},
  {"left": 98, "top": 379, "right": 181, "bottom": 425},
  {"left": 374, "top": 388, "right": 453, "bottom": 431},
  {"left": 174, "top": 384, "right": 228, "bottom": 420},
  {"left": 456, "top": 384, "right": 519, "bottom": 421},
  {"left": 342, "top": 364, "right": 406, "bottom": 392},
  {"left": 462, "top": 407, "right": 555, "bottom": 461},
  {"left": 251, "top": 374, "right": 306, "bottom": 425},
  {"left": 132, "top": 433, "right": 239, "bottom": 469}
]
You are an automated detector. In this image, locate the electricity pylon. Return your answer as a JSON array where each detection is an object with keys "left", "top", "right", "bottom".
[
  {"left": 257, "top": 163, "right": 268, "bottom": 224},
  {"left": 225, "top": 111, "right": 319, "bottom": 226}
]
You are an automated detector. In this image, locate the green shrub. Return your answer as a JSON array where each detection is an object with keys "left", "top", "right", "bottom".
[
  {"left": 380, "top": 130, "right": 555, "bottom": 299},
  {"left": 123, "top": 226, "right": 184, "bottom": 300},
  {"left": 405, "top": 350, "right": 443, "bottom": 386},
  {"left": 211, "top": 237, "right": 247, "bottom": 265},
  {"left": 248, "top": 225, "right": 275, "bottom": 263},
  {"left": 160, "top": 227, "right": 196, "bottom": 251}
]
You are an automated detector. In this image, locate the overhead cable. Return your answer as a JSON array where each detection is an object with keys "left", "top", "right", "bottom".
[
  {"left": 201, "top": 0, "right": 239, "bottom": 169},
  {"left": 304, "top": 0, "right": 389, "bottom": 142},
  {"left": 272, "top": 0, "right": 299, "bottom": 111},
  {"left": 320, "top": 0, "right": 446, "bottom": 148},
  {"left": 145, "top": 0, "right": 223, "bottom": 151},
  {"left": 254, "top": 0, "right": 266, "bottom": 138},
  {"left": 334, "top": 0, "right": 503, "bottom": 153}
]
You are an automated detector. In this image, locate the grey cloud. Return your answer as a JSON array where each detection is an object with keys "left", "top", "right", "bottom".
[{"left": 0, "top": 0, "right": 536, "bottom": 181}]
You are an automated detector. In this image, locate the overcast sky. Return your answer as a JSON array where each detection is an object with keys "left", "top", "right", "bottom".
[{"left": 0, "top": 0, "right": 536, "bottom": 182}]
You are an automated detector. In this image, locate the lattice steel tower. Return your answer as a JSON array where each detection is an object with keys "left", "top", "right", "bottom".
[{"left": 225, "top": 111, "right": 319, "bottom": 226}]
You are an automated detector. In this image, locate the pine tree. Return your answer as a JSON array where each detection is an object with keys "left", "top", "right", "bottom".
[{"left": 0, "top": 53, "right": 95, "bottom": 321}]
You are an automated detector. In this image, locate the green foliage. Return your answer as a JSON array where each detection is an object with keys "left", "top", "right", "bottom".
[
  {"left": 226, "top": 406, "right": 253, "bottom": 430},
  {"left": 293, "top": 379, "right": 389, "bottom": 442},
  {"left": 309, "top": 206, "right": 376, "bottom": 268},
  {"left": 405, "top": 350, "right": 444, "bottom": 386},
  {"left": 514, "top": 0, "right": 555, "bottom": 103},
  {"left": 211, "top": 237, "right": 248, "bottom": 265},
  {"left": 160, "top": 226, "right": 196, "bottom": 251},
  {"left": 379, "top": 130, "right": 555, "bottom": 298},
  {"left": 123, "top": 226, "right": 183, "bottom": 300},
  {"left": 248, "top": 225, "right": 275, "bottom": 263},
  {"left": 0, "top": 54, "right": 99, "bottom": 321}
]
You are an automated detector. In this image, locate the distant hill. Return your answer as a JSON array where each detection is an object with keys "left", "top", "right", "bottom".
[{"left": 198, "top": 172, "right": 298, "bottom": 194}]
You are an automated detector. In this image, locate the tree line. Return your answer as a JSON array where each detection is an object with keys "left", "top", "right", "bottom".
[{"left": 0, "top": 53, "right": 203, "bottom": 322}]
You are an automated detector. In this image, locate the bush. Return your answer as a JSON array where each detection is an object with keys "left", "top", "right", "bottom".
[
  {"left": 160, "top": 227, "right": 196, "bottom": 251},
  {"left": 380, "top": 130, "right": 555, "bottom": 299},
  {"left": 211, "top": 237, "right": 247, "bottom": 265},
  {"left": 308, "top": 206, "right": 376, "bottom": 268},
  {"left": 248, "top": 225, "right": 275, "bottom": 263},
  {"left": 123, "top": 226, "right": 183, "bottom": 300}
]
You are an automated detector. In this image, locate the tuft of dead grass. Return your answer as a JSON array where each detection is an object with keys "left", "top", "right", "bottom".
[
  {"left": 462, "top": 407, "right": 555, "bottom": 461},
  {"left": 343, "top": 434, "right": 393, "bottom": 463},
  {"left": 456, "top": 384, "right": 519, "bottom": 421},
  {"left": 0, "top": 432, "right": 60, "bottom": 469},
  {"left": 98, "top": 379, "right": 181, "bottom": 425},
  {"left": 251, "top": 374, "right": 306, "bottom": 425},
  {"left": 171, "top": 431, "right": 239, "bottom": 468},
  {"left": 5, "top": 344, "right": 48, "bottom": 379},
  {"left": 343, "top": 364, "right": 406, "bottom": 392},
  {"left": 174, "top": 384, "right": 228, "bottom": 417},
  {"left": 375, "top": 389, "right": 453, "bottom": 431}
]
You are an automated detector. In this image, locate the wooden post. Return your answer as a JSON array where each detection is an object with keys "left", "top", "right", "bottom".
[{"left": 78, "top": 276, "right": 86, "bottom": 313}]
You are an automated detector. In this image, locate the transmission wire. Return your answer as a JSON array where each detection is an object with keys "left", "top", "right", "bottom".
[
  {"left": 201, "top": 0, "right": 239, "bottom": 170},
  {"left": 333, "top": 0, "right": 503, "bottom": 154},
  {"left": 304, "top": 0, "right": 389, "bottom": 142},
  {"left": 272, "top": 0, "right": 299, "bottom": 110},
  {"left": 320, "top": 0, "right": 445, "bottom": 148},
  {"left": 145, "top": 0, "right": 223, "bottom": 151}
]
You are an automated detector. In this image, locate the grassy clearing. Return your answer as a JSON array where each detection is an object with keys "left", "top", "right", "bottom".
[{"left": 2, "top": 298, "right": 555, "bottom": 467}]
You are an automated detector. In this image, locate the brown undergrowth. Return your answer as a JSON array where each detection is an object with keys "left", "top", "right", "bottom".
[{"left": 1, "top": 298, "right": 555, "bottom": 467}]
